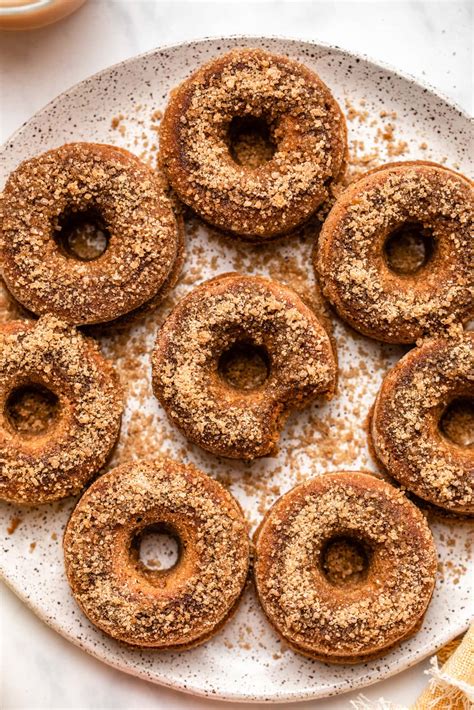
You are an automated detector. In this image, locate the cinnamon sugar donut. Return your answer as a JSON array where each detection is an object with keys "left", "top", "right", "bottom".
[
  {"left": 315, "top": 161, "right": 473, "bottom": 343},
  {"left": 87, "top": 200, "right": 186, "bottom": 332},
  {"left": 370, "top": 333, "right": 474, "bottom": 515},
  {"left": 152, "top": 273, "right": 337, "bottom": 459},
  {"left": 159, "top": 48, "right": 347, "bottom": 241},
  {"left": 0, "top": 316, "right": 123, "bottom": 504},
  {"left": 64, "top": 458, "right": 250, "bottom": 649},
  {"left": 1, "top": 143, "right": 183, "bottom": 325},
  {"left": 254, "top": 472, "right": 437, "bottom": 664}
]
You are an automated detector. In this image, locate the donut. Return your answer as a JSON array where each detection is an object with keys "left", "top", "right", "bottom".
[
  {"left": 370, "top": 333, "right": 474, "bottom": 515},
  {"left": 0, "top": 143, "right": 183, "bottom": 325},
  {"left": 87, "top": 193, "right": 186, "bottom": 333},
  {"left": 63, "top": 458, "right": 250, "bottom": 649},
  {"left": 315, "top": 161, "right": 473, "bottom": 343},
  {"left": 152, "top": 273, "right": 337, "bottom": 459},
  {"left": 254, "top": 471, "right": 437, "bottom": 663},
  {"left": 159, "top": 48, "right": 347, "bottom": 241},
  {"left": 0, "top": 315, "right": 123, "bottom": 504}
]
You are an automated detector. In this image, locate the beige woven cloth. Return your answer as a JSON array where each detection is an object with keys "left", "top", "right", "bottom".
[
  {"left": 351, "top": 627, "right": 474, "bottom": 710},
  {"left": 411, "top": 625, "right": 474, "bottom": 710}
]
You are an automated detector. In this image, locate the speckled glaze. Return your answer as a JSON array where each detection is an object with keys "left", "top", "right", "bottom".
[{"left": 1, "top": 37, "right": 473, "bottom": 704}]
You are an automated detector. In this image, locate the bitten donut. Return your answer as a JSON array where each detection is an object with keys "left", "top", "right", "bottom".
[
  {"left": 64, "top": 458, "right": 250, "bottom": 649},
  {"left": 315, "top": 161, "right": 473, "bottom": 343},
  {"left": 1, "top": 143, "right": 183, "bottom": 325},
  {"left": 370, "top": 333, "right": 474, "bottom": 515},
  {"left": 254, "top": 472, "right": 437, "bottom": 663},
  {"left": 0, "top": 316, "right": 123, "bottom": 504},
  {"left": 159, "top": 48, "right": 347, "bottom": 241},
  {"left": 152, "top": 273, "right": 337, "bottom": 459}
]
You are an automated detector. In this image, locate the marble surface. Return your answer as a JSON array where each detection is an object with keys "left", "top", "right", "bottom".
[{"left": 0, "top": 2, "right": 471, "bottom": 708}]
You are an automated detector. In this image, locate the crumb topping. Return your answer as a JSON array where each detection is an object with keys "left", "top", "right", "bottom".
[
  {"left": 152, "top": 274, "right": 337, "bottom": 459},
  {"left": 0, "top": 315, "right": 123, "bottom": 503},
  {"left": 372, "top": 333, "right": 474, "bottom": 513},
  {"left": 1, "top": 143, "right": 181, "bottom": 324},
  {"left": 255, "top": 473, "right": 437, "bottom": 657},
  {"left": 64, "top": 458, "right": 250, "bottom": 647},
  {"left": 317, "top": 163, "right": 473, "bottom": 342},
  {"left": 160, "top": 48, "right": 347, "bottom": 238}
]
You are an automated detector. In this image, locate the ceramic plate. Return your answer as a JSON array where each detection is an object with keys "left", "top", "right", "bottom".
[{"left": 1, "top": 36, "right": 472, "bottom": 703}]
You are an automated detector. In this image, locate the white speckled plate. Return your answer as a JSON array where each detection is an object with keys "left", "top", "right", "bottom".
[{"left": 1, "top": 37, "right": 473, "bottom": 704}]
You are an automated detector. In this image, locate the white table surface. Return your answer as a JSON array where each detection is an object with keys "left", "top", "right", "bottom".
[{"left": 0, "top": 2, "right": 471, "bottom": 708}]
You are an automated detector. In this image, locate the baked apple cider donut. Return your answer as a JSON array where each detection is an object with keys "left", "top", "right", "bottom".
[
  {"left": 254, "top": 472, "right": 437, "bottom": 663},
  {"left": 315, "top": 161, "right": 473, "bottom": 343},
  {"left": 152, "top": 274, "right": 337, "bottom": 459},
  {"left": 1, "top": 143, "right": 183, "bottom": 325},
  {"left": 64, "top": 458, "right": 250, "bottom": 649},
  {"left": 159, "top": 48, "right": 347, "bottom": 241},
  {"left": 0, "top": 316, "right": 123, "bottom": 504},
  {"left": 370, "top": 333, "right": 474, "bottom": 515}
]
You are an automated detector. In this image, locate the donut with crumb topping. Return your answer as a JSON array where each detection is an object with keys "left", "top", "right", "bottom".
[
  {"left": 159, "top": 48, "right": 347, "bottom": 241},
  {"left": 254, "top": 471, "right": 437, "bottom": 663},
  {"left": 370, "top": 333, "right": 474, "bottom": 515},
  {"left": 64, "top": 458, "right": 250, "bottom": 649},
  {"left": 315, "top": 161, "right": 473, "bottom": 343},
  {"left": 1, "top": 143, "right": 183, "bottom": 325},
  {"left": 152, "top": 273, "right": 337, "bottom": 459},
  {"left": 0, "top": 316, "right": 123, "bottom": 504}
]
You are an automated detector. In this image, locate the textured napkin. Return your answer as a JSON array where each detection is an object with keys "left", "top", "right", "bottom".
[
  {"left": 350, "top": 626, "right": 474, "bottom": 710},
  {"left": 411, "top": 625, "right": 474, "bottom": 710}
]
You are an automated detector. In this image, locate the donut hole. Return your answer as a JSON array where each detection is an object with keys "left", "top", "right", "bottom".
[
  {"left": 321, "top": 536, "right": 370, "bottom": 586},
  {"left": 132, "top": 523, "right": 181, "bottom": 572},
  {"left": 54, "top": 207, "right": 110, "bottom": 261},
  {"left": 439, "top": 397, "right": 474, "bottom": 448},
  {"left": 384, "top": 222, "right": 435, "bottom": 275},
  {"left": 228, "top": 115, "right": 276, "bottom": 168},
  {"left": 5, "top": 384, "right": 60, "bottom": 437},
  {"left": 219, "top": 340, "right": 271, "bottom": 390}
]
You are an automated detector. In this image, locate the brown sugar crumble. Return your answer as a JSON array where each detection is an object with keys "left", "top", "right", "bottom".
[
  {"left": 321, "top": 537, "right": 369, "bottom": 586},
  {"left": 158, "top": 48, "right": 347, "bottom": 239},
  {"left": 316, "top": 162, "right": 473, "bottom": 343},
  {"left": 254, "top": 474, "right": 437, "bottom": 660},
  {"left": 152, "top": 274, "right": 337, "bottom": 459},
  {"left": 1, "top": 69, "right": 470, "bottom": 661},
  {"left": 7, "top": 516, "right": 22, "bottom": 534},
  {"left": 79, "top": 194, "right": 420, "bottom": 534},
  {"left": 371, "top": 335, "right": 474, "bottom": 513},
  {"left": 0, "top": 143, "right": 181, "bottom": 325},
  {"left": 6, "top": 384, "right": 59, "bottom": 436},
  {"left": 63, "top": 459, "right": 250, "bottom": 647},
  {"left": 343, "top": 99, "right": 409, "bottom": 182},
  {"left": 0, "top": 316, "right": 123, "bottom": 504}
]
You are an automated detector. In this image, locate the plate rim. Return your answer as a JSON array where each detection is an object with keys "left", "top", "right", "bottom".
[
  {"left": 2, "top": 567, "right": 472, "bottom": 704},
  {"left": 1, "top": 33, "right": 471, "bottom": 157},
  {"left": 1, "top": 34, "right": 472, "bottom": 704}
]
